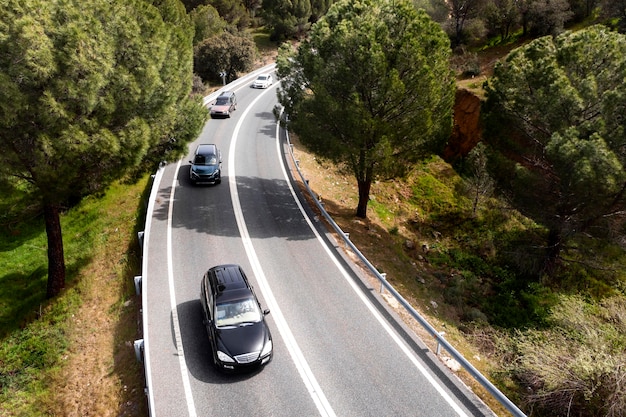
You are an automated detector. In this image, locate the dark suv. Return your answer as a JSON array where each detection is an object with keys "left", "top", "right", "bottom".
[
  {"left": 189, "top": 144, "right": 221, "bottom": 185},
  {"left": 200, "top": 264, "right": 273, "bottom": 371}
]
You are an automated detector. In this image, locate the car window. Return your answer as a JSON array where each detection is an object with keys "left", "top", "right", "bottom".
[
  {"left": 215, "top": 297, "right": 262, "bottom": 328},
  {"left": 194, "top": 154, "right": 217, "bottom": 165},
  {"left": 215, "top": 97, "right": 229, "bottom": 105}
]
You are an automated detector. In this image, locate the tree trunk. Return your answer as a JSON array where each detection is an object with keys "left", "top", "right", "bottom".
[
  {"left": 44, "top": 202, "right": 66, "bottom": 298},
  {"left": 356, "top": 178, "right": 371, "bottom": 218},
  {"left": 542, "top": 228, "right": 562, "bottom": 279}
]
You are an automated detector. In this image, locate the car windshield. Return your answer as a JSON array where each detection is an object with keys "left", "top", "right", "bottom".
[
  {"left": 215, "top": 297, "right": 262, "bottom": 328},
  {"left": 194, "top": 155, "right": 217, "bottom": 165},
  {"left": 257, "top": 76, "right": 268, "bottom": 81},
  {"left": 215, "top": 97, "right": 229, "bottom": 105}
]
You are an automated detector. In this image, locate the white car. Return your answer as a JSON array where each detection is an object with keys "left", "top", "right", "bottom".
[{"left": 252, "top": 74, "right": 273, "bottom": 89}]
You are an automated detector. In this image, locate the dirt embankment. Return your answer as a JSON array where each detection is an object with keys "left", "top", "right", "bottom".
[{"left": 444, "top": 89, "right": 483, "bottom": 161}]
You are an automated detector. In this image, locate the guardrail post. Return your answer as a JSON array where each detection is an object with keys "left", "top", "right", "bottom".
[
  {"left": 436, "top": 332, "right": 446, "bottom": 356},
  {"left": 134, "top": 339, "right": 144, "bottom": 363},
  {"left": 379, "top": 273, "right": 387, "bottom": 294},
  {"left": 137, "top": 231, "right": 144, "bottom": 249},
  {"left": 134, "top": 275, "right": 142, "bottom": 295}
]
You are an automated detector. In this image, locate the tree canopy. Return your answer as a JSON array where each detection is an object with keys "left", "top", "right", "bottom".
[
  {"left": 0, "top": 0, "right": 207, "bottom": 297},
  {"left": 194, "top": 29, "right": 257, "bottom": 83},
  {"left": 261, "top": 0, "right": 315, "bottom": 40},
  {"left": 276, "top": 0, "right": 455, "bottom": 218},
  {"left": 482, "top": 25, "right": 626, "bottom": 277}
]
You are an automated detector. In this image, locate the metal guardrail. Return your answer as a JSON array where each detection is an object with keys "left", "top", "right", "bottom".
[{"left": 279, "top": 111, "right": 526, "bottom": 417}]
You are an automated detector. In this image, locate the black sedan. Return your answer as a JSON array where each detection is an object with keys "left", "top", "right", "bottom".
[{"left": 200, "top": 265, "right": 273, "bottom": 371}]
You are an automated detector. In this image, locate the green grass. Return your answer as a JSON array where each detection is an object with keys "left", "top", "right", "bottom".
[
  {"left": 250, "top": 26, "right": 277, "bottom": 55},
  {"left": 0, "top": 177, "right": 149, "bottom": 416}
]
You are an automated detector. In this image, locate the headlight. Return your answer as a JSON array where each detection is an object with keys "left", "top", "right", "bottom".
[
  {"left": 217, "top": 350, "right": 235, "bottom": 363},
  {"left": 261, "top": 339, "right": 273, "bottom": 357}
]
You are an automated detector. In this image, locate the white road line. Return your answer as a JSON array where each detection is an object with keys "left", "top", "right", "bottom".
[
  {"left": 167, "top": 161, "right": 198, "bottom": 417},
  {"left": 229, "top": 86, "right": 337, "bottom": 417},
  {"left": 275, "top": 120, "right": 469, "bottom": 415}
]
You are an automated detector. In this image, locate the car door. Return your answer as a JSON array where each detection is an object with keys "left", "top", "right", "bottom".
[{"left": 201, "top": 276, "right": 213, "bottom": 336}]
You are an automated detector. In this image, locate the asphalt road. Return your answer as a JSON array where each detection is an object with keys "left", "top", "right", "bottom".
[{"left": 141, "top": 66, "right": 495, "bottom": 417}]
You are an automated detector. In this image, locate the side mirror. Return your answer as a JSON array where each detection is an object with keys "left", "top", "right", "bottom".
[{"left": 263, "top": 309, "right": 270, "bottom": 316}]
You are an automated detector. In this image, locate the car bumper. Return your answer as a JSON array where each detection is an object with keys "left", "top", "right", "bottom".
[
  {"left": 217, "top": 352, "right": 272, "bottom": 372},
  {"left": 190, "top": 175, "right": 220, "bottom": 184}
]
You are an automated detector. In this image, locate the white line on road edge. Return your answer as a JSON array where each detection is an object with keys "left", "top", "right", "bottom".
[
  {"left": 229, "top": 86, "right": 337, "bottom": 417},
  {"left": 277, "top": 127, "right": 470, "bottom": 416},
  {"left": 167, "top": 161, "right": 198, "bottom": 417}
]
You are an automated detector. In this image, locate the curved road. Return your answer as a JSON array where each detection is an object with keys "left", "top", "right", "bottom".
[{"left": 141, "top": 67, "right": 494, "bottom": 417}]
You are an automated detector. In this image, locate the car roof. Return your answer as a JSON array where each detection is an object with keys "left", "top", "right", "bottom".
[
  {"left": 196, "top": 144, "right": 217, "bottom": 155},
  {"left": 208, "top": 264, "right": 249, "bottom": 293},
  {"left": 218, "top": 90, "right": 235, "bottom": 97}
]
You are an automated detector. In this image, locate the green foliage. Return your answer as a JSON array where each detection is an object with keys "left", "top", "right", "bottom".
[
  {"left": 429, "top": 244, "right": 556, "bottom": 327},
  {"left": 509, "top": 294, "right": 626, "bottom": 416},
  {"left": 209, "top": 0, "right": 251, "bottom": 29},
  {"left": 0, "top": 0, "right": 203, "bottom": 206},
  {"left": 482, "top": 25, "right": 626, "bottom": 278},
  {"left": 482, "top": 0, "right": 518, "bottom": 41},
  {"left": 0, "top": 177, "right": 148, "bottom": 415},
  {"left": 0, "top": 0, "right": 206, "bottom": 296},
  {"left": 261, "top": 0, "right": 313, "bottom": 40},
  {"left": 189, "top": 4, "right": 227, "bottom": 46},
  {"left": 277, "top": 0, "right": 455, "bottom": 217},
  {"left": 525, "top": 0, "right": 573, "bottom": 36},
  {"left": 194, "top": 30, "right": 257, "bottom": 82}
]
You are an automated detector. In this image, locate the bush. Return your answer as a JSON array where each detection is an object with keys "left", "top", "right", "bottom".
[{"left": 510, "top": 295, "right": 626, "bottom": 417}]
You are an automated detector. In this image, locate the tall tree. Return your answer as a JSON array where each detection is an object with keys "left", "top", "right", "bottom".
[
  {"left": 448, "top": 0, "right": 485, "bottom": 46},
  {"left": 483, "top": 0, "right": 519, "bottom": 41},
  {"left": 261, "top": 0, "right": 313, "bottom": 40},
  {"left": 525, "top": 0, "right": 573, "bottom": 36},
  {"left": 277, "top": 0, "right": 455, "bottom": 218},
  {"left": 601, "top": 0, "right": 626, "bottom": 33},
  {"left": 194, "top": 29, "right": 257, "bottom": 82},
  {"left": 483, "top": 25, "right": 626, "bottom": 277},
  {"left": 209, "top": 0, "right": 251, "bottom": 29},
  {"left": 414, "top": 0, "right": 450, "bottom": 23},
  {"left": 190, "top": 4, "right": 227, "bottom": 46},
  {"left": 568, "top": 0, "right": 600, "bottom": 20},
  {"left": 0, "top": 0, "right": 207, "bottom": 297},
  {"left": 310, "top": 0, "right": 334, "bottom": 23}
]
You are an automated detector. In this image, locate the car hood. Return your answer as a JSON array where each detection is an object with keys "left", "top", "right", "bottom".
[
  {"left": 216, "top": 321, "right": 269, "bottom": 357},
  {"left": 192, "top": 164, "right": 218, "bottom": 174}
]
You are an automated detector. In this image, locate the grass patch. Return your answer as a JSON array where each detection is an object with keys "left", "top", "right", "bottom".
[{"left": 0, "top": 176, "right": 149, "bottom": 417}]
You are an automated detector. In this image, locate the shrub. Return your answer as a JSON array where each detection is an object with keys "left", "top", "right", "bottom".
[{"left": 510, "top": 295, "right": 626, "bottom": 417}]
